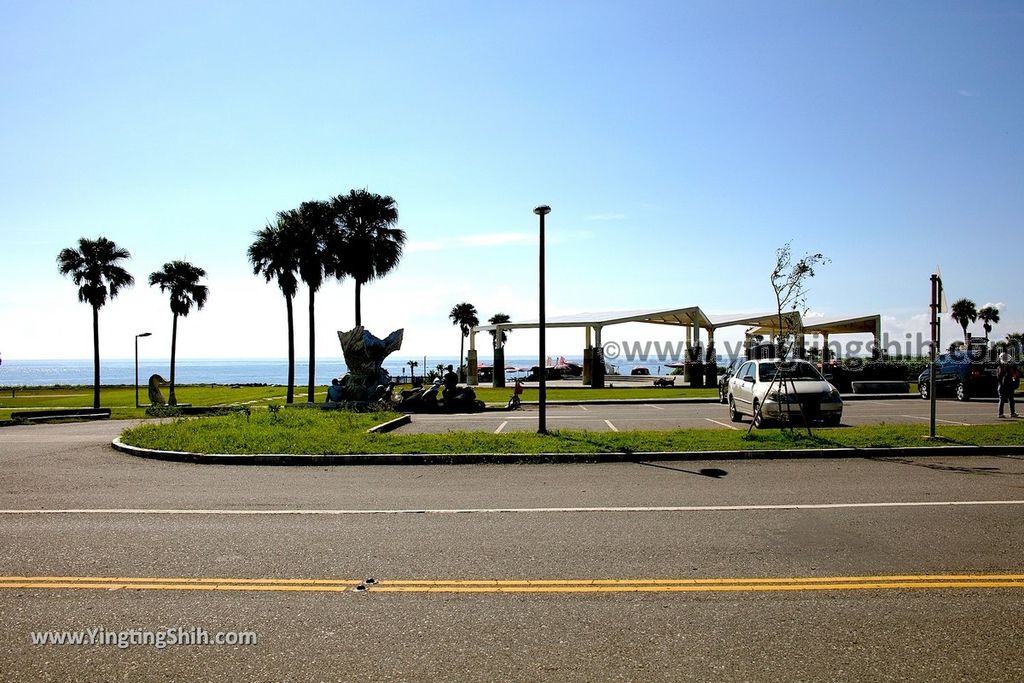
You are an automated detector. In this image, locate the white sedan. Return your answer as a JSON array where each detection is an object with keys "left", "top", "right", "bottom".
[{"left": 727, "top": 359, "right": 843, "bottom": 428}]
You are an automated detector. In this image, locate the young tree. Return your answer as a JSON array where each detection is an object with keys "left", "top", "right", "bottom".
[
  {"left": 770, "top": 242, "right": 829, "bottom": 357},
  {"left": 248, "top": 219, "right": 300, "bottom": 403},
  {"left": 950, "top": 298, "right": 978, "bottom": 345},
  {"left": 978, "top": 305, "right": 1000, "bottom": 340},
  {"left": 148, "top": 261, "right": 208, "bottom": 406},
  {"left": 488, "top": 312, "right": 512, "bottom": 348},
  {"left": 330, "top": 189, "right": 406, "bottom": 327},
  {"left": 449, "top": 302, "right": 479, "bottom": 381},
  {"left": 56, "top": 237, "right": 134, "bottom": 409}
]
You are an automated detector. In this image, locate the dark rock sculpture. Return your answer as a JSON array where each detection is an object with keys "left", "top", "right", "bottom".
[
  {"left": 335, "top": 326, "right": 404, "bottom": 402},
  {"left": 148, "top": 374, "right": 169, "bottom": 405}
]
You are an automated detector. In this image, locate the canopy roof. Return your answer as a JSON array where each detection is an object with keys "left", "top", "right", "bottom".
[
  {"left": 747, "top": 314, "right": 882, "bottom": 337},
  {"left": 472, "top": 307, "right": 872, "bottom": 335}
]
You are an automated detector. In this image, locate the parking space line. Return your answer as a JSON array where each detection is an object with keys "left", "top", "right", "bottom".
[
  {"left": 494, "top": 421, "right": 508, "bottom": 434},
  {"left": 604, "top": 420, "right": 619, "bottom": 432},
  {"left": 901, "top": 415, "right": 972, "bottom": 426},
  {"left": 704, "top": 418, "right": 740, "bottom": 431},
  {"left": 579, "top": 405, "right": 590, "bottom": 411},
  {"left": 645, "top": 404, "right": 666, "bottom": 411}
]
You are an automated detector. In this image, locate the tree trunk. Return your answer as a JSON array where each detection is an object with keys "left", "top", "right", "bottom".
[
  {"left": 307, "top": 288, "right": 316, "bottom": 403},
  {"left": 355, "top": 280, "right": 362, "bottom": 327},
  {"left": 286, "top": 293, "right": 295, "bottom": 404},
  {"left": 92, "top": 305, "right": 100, "bottom": 409},
  {"left": 459, "top": 335, "right": 465, "bottom": 382},
  {"left": 169, "top": 313, "right": 178, "bottom": 406}
]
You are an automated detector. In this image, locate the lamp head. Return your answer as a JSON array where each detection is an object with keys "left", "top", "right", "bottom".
[
  {"left": 533, "top": 205, "right": 551, "bottom": 216},
  {"left": 137, "top": 332, "right": 152, "bottom": 338}
]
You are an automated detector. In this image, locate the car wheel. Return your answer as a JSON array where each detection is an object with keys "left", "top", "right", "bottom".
[
  {"left": 955, "top": 382, "right": 969, "bottom": 401},
  {"left": 824, "top": 413, "right": 842, "bottom": 427},
  {"left": 752, "top": 399, "right": 766, "bottom": 428},
  {"left": 719, "top": 384, "right": 728, "bottom": 404},
  {"left": 728, "top": 396, "right": 743, "bottom": 422},
  {"left": 919, "top": 381, "right": 929, "bottom": 400}
]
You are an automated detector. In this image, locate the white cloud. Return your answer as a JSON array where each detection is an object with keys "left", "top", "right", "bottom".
[{"left": 957, "top": 89, "right": 978, "bottom": 97}]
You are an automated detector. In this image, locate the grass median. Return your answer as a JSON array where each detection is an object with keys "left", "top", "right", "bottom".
[
  {"left": 1, "top": 385, "right": 715, "bottom": 420},
  {"left": 118, "top": 409, "right": 1024, "bottom": 458},
  {"left": 0, "top": 385, "right": 321, "bottom": 420}
]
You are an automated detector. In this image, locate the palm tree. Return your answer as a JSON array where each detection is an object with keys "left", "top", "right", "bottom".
[
  {"left": 148, "top": 261, "right": 208, "bottom": 406},
  {"left": 56, "top": 237, "right": 134, "bottom": 409},
  {"left": 330, "top": 189, "right": 406, "bottom": 327},
  {"left": 978, "top": 305, "right": 1000, "bottom": 340},
  {"left": 449, "top": 302, "right": 479, "bottom": 381},
  {"left": 488, "top": 312, "right": 512, "bottom": 348},
  {"left": 407, "top": 360, "right": 418, "bottom": 381},
  {"left": 279, "top": 200, "right": 336, "bottom": 402},
  {"left": 950, "top": 298, "right": 978, "bottom": 345},
  {"left": 248, "top": 220, "right": 300, "bottom": 403}
]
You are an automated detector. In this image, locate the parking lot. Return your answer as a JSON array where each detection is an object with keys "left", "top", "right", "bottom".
[{"left": 394, "top": 397, "right": 1017, "bottom": 434}]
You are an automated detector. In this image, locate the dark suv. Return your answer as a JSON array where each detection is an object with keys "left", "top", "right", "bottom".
[
  {"left": 917, "top": 350, "right": 998, "bottom": 401},
  {"left": 718, "top": 357, "right": 747, "bottom": 404}
]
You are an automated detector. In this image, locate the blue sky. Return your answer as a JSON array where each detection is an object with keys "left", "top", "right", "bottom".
[{"left": 1, "top": 1, "right": 1021, "bottom": 363}]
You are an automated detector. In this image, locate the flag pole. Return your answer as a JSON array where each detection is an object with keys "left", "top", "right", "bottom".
[{"left": 929, "top": 272, "right": 939, "bottom": 438}]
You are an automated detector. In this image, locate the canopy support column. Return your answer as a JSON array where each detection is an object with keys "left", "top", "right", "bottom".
[
  {"left": 467, "top": 330, "right": 478, "bottom": 386},
  {"left": 583, "top": 327, "right": 593, "bottom": 385},
  {"left": 592, "top": 326, "right": 605, "bottom": 388},
  {"left": 492, "top": 328, "right": 505, "bottom": 388}
]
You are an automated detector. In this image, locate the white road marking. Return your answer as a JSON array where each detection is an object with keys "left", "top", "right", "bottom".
[
  {"left": 901, "top": 415, "right": 972, "bottom": 426},
  {"left": 645, "top": 404, "right": 666, "bottom": 411},
  {"left": 1, "top": 501, "right": 1022, "bottom": 516},
  {"left": 604, "top": 420, "right": 619, "bottom": 432},
  {"left": 494, "top": 421, "right": 508, "bottom": 434},
  {"left": 704, "top": 418, "right": 740, "bottom": 431},
  {"left": 579, "top": 405, "right": 590, "bottom": 411}
]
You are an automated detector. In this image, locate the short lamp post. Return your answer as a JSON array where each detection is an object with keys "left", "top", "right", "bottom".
[
  {"left": 135, "top": 332, "right": 152, "bottom": 408},
  {"left": 534, "top": 205, "right": 551, "bottom": 435}
]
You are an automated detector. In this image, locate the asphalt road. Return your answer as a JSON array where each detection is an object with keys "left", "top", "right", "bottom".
[
  {"left": 1, "top": 421, "right": 1023, "bottom": 681},
  {"left": 398, "top": 396, "right": 1015, "bottom": 433}
]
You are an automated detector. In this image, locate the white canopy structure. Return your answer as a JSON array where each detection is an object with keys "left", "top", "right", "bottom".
[{"left": 470, "top": 307, "right": 881, "bottom": 387}]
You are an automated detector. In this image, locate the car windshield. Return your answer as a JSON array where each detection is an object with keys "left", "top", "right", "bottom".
[{"left": 758, "top": 362, "right": 823, "bottom": 382}]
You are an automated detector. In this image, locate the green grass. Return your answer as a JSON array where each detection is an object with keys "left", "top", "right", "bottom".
[
  {"left": 119, "top": 409, "right": 1024, "bottom": 458},
  {"left": 0, "top": 384, "right": 323, "bottom": 420}
]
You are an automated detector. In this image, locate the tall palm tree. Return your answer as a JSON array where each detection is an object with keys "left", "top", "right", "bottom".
[
  {"left": 978, "top": 305, "right": 1000, "bottom": 340},
  {"left": 279, "top": 200, "right": 335, "bottom": 402},
  {"left": 248, "top": 219, "right": 300, "bottom": 403},
  {"left": 148, "top": 261, "right": 208, "bottom": 406},
  {"left": 449, "top": 302, "right": 479, "bottom": 381},
  {"left": 950, "top": 298, "right": 978, "bottom": 345},
  {"left": 56, "top": 237, "right": 134, "bottom": 409},
  {"left": 330, "top": 189, "right": 406, "bottom": 327},
  {"left": 488, "top": 312, "right": 512, "bottom": 348}
]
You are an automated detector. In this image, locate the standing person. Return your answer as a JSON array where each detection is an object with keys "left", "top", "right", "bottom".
[{"left": 996, "top": 353, "right": 1019, "bottom": 418}]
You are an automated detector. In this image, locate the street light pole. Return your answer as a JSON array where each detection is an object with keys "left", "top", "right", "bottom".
[
  {"left": 135, "top": 332, "right": 152, "bottom": 409},
  {"left": 534, "top": 205, "right": 551, "bottom": 435}
]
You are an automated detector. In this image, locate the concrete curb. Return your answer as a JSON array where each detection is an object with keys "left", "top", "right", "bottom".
[
  {"left": 367, "top": 414, "right": 411, "bottom": 433},
  {"left": 111, "top": 437, "right": 1022, "bottom": 467}
]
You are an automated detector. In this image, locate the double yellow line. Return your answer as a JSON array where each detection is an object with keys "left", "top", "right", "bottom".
[{"left": 2, "top": 574, "right": 1023, "bottom": 594}]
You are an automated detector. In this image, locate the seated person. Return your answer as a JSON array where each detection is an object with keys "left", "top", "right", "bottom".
[
  {"left": 327, "top": 378, "right": 345, "bottom": 402},
  {"left": 442, "top": 364, "right": 459, "bottom": 398}
]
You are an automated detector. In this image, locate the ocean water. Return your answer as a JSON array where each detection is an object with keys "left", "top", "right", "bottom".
[{"left": 0, "top": 356, "right": 657, "bottom": 387}]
